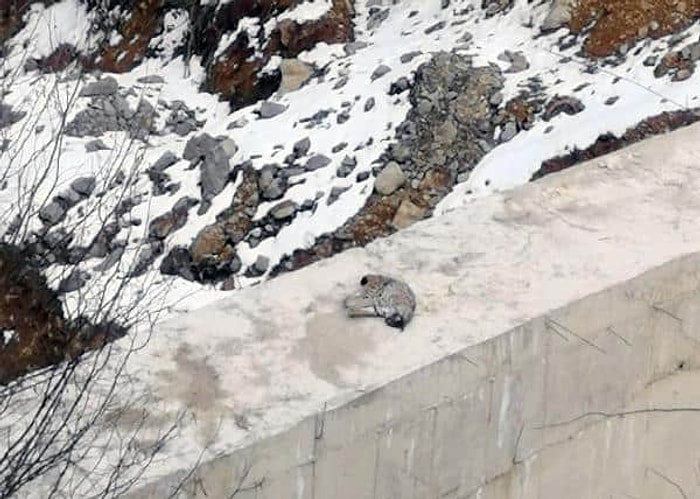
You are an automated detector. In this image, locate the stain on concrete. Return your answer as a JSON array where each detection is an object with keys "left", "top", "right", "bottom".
[
  {"left": 159, "top": 343, "right": 227, "bottom": 444},
  {"left": 296, "top": 310, "right": 378, "bottom": 387}
]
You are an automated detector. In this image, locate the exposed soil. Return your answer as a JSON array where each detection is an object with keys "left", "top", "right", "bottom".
[
  {"left": 11, "top": 0, "right": 354, "bottom": 110},
  {"left": 0, "top": 243, "right": 126, "bottom": 385},
  {"left": 531, "top": 108, "right": 700, "bottom": 180},
  {"left": 571, "top": 0, "right": 700, "bottom": 57}
]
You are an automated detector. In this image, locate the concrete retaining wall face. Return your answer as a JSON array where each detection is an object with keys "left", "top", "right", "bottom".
[{"left": 130, "top": 252, "right": 700, "bottom": 499}]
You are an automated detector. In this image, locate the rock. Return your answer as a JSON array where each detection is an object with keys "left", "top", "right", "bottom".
[
  {"left": 253, "top": 255, "right": 269, "bottom": 274},
  {"left": 356, "top": 171, "right": 370, "bottom": 182},
  {"left": 327, "top": 185, "right": 351, "bottom": 205},
  {"left": 190, "top": 224, "right": 227, "bottom": 264},
  {"left": 172, "top": 196, "right": 199, "bottom": 215},
  {"left": 164, "top": 104, "right": 202, "bottom": 137},
  {"left": 374, "top": 162, "right": 405, "bottom": 195},
  {"left": 370, "top": 64, "right": 391, "bottom": 81},
  {"left": 332, "top": 142, "right": 348, "bottom": 153},
  {"left": 499, "top": 121, "right": 517, "bottom": 142},
  {"left": 200, "top": 139, "right": 237, "bottom": 202},
  {"left": 56, "top": 187, "right": 82, "bottom": 208},
  {"left": 278, "top": 58, "right": 313, "bottom": 95},
  {"left": 392, "top": 199, "right": 426, "bottom": 229},
  {"left": 643, "top": 55, "right": 658, "bottom": 67},
  {"left": 221, "top": 277, "right": 237, "bottom": 291},
  {"left": 148, "top": 208, "right": 187, "bottom": 240},
  {"left": 293, "top": 137, "right": 311, "bottom": 157},
  {"left": 424, "top": 21, "right": 446, "bottom": 35},
  {"left": 227, "top": 117, "right": 249, "bottom": 129},
  {"left": 333, "top": 75, "right": 350, "bottom": 90},
  {"left": 389, "top": 77, "right": 411, "bottom": 95},
  {"left": 543, "top": 95, "right": 585, "bottom": 121},
  {"left": 0, "top": 103, "right": 26, "bottom": 129},
  {"left": 400, "top": 51, "right": 422, "bottom": 63},
  {"left": 540, "top": 0, "right": 575, "bottom": 32},
  {"left": 258, "top": 164, "right": 277, "bottom": 190},
  {"left": 85, "top": 139, "right": 110, "bottom": 152},
  {"left": 183, "top": 133, "right": 217, "bottom": 161},
  {"left": 367, "top": 7, "right": 390, "bottom": 30},
  {"left": 69, "top": 176, "right": 96, "bottom": 198},
  {"left": 258, "top": 101, "right": 287, "bottom": 119},
  {"left": 364, "top": 97, "right": 376, "bottom": 111},
  {"left": 58, "top": 269, "right": 89, "bottom": 293},
  {"left": 674, "top": 68, "right": 694, "bottom": 81},
  {"left": 489, "top": 91, "right": 504, "bottom": 106},
  {"left": 499, "top": 50, "right": 529, "bottom": 73},
  {"left": 434, "top": 120, "right": 458, "bottom": 145},
  {"left": 336, "top": 111, "right": 350, "bottom": 124},
  {"left": 269, "top": 200, "right": 298, "bottom": 220},
  {"left": 160, "top": 246, "right": 195, "bottom": 281},
  {"left": 604, "top": 96, "right": 620, "bottom": 106},
  {"left": 93, "top": 244, "right": 125, "bottom": 272},
  {"left": 150, "top": 151, "right": 179, "bottom": 172},
  {"left": 680, "top": 41, "right": 700, "bottom": 62},
  {"left": 137, "top": 75, "right": 165, "bottom": 84},
  {"left": 304, "top": 154, "right": 331, "bottom": 171},
  {"left": 130, "top": 242, "right": 163, "bottom": 277},
  {"left": 258, "top": 165, "right": 287, "bottom": 201},
  {"left": 80, "top": 77, "right": 118, "bottom": 97},
  {"left": 39, "top": 200, "right": 67, "bottom": 226},
  {"left": 344, "top": 41, "right": 368, "bottom": 56}
]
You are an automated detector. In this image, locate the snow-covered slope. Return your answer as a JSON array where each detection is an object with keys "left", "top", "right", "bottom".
[{"left": 2, "top": 0, "right": 700, "bottom": 321}]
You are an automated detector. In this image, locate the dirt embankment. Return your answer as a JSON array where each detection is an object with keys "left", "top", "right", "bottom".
[{"left": 0, "top": 243, "right": 125, "bottom": 384}]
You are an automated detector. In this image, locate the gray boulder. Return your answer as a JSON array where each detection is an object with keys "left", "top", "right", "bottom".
[
  {"left": 269, "top": 200, "right": 298, "bottom": 220},
  {"left": 371, "top": 64, "right": 391, "bottom": 81},
  {"left": 136, "top": 75, "right": 165, "bottom": 84},
  {"left": 183, "top": 133, "right": 217, "bottom": 161},
  {"left": 70, "top": 176, "right": 96, "bottom": 197},
  {"left": 374, "top": 162, "right": 405, "bottom": 195},
  {"left": 200, "top": 138, "right": 237, "bottom": 201},
  {"left": 85, "top": 139, "right": 110, "bottom": 152},
  {"left": 304, "top": 154, "right": 331, "bottom": 172},
  {"left": 80, "top": 77, "right": 119, "bottom": 97},
  {"left": 39, "top": 200, "right": 67, "bottom": 226},
  {"left": 150, "top": 151, "right": 179, "bottom": 172},
  {"left": 58, "top": 269, "right": 90, "bottom": 293},
  {"left": 258, "top": 101, "right": 287, "bottom": 119},
  {"left": 293, "top": 137, "right": 311, "bottom": 157}
]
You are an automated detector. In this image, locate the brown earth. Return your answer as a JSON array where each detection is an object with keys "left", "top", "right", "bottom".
[
  {"left": 6, "top": 0, "right": 353, "bottom": 110},
  {"left": 570, "top": 0, "right": 700, "bottom": 57},
  {"left": 531, "top": 108, "right": 700, "bottom": 180},
  {"left": 0, "top": 243, "right": 126, "bottom": 385}
]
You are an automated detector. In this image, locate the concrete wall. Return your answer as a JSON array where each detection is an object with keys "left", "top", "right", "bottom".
[{"left": 131, "top": 251, "right": 700, "bottom": 498}]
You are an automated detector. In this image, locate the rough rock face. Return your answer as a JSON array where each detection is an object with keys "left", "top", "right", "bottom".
[
  {"left": 545, "top": 0, "right": 700, "bottom": 58},
  {"left": 10, "top": 0, "right": 354, "bottom": 110},
  {"left": 65, "top": 79, "right": 159, "bottom": 139},
  {"left": 272, "top": 52, "right": 504, "bottom": 275},
  {"left": 186, "top": 0, "right": 354, "bottom": 109},
  {"left": 0, "top": 243, "right": 126, "bottom": 384}
]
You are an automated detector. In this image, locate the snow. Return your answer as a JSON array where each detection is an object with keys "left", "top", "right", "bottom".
[
  {"left": 2, "top": 330, "right": 15, "bottom": 346},
  {"left": 276, "top": 0, "right": 333, "bottom": 24}
]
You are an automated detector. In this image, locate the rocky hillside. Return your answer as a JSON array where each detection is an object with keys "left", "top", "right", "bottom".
[{"left": 2, "top": 0, "right": 700, "bottom": 326}]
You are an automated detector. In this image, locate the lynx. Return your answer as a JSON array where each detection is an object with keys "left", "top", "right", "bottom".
[{"left": 343, "top": 274, "right": 416, "bottom": 330}]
